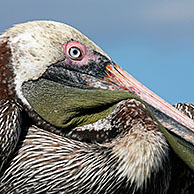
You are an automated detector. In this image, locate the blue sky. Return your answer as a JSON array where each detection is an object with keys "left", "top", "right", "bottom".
[{"left": 1, "top": 0, "right": 194, "bottom": 104}]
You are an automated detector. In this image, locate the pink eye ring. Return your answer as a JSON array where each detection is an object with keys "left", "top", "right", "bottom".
[{"left": 63, "top": 41, "right": 87, "bottom": 61}]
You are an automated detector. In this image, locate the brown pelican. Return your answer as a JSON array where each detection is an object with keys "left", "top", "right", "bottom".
[{"left": 0, "top": 21, "right": 194, "bottom": 193}]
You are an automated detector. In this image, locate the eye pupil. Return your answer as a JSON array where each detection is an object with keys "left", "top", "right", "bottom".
[
  {"left": 73, "top": 50, "right": 78, "bottom": 55},
  {"left": 69, "top": 47, "right": 82, "bottom": 59}
]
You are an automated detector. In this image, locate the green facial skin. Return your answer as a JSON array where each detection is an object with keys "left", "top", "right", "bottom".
[{"left": 22, "top": 78, "right": 194, "bottom": 171}]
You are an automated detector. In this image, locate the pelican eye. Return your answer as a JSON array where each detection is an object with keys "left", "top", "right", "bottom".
[{"left": 69, "top": 47, "right": 82, "bottom": 59}]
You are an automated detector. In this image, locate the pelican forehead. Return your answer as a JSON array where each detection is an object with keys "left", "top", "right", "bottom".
[{"left": 5, "top": 21, "right": 108, "bottom": 83}]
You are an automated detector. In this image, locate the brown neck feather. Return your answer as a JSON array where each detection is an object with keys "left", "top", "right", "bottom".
[
  {"left": 0, "top": 40, "right": 15, "bottom": 100},
  {"left": 0, "top": 39, "right": 22, "bottom": 171}
]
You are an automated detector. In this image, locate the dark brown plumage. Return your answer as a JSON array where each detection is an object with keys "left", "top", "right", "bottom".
[{"left": 0, "top": 99, "right": 170, "bottom": 194}]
